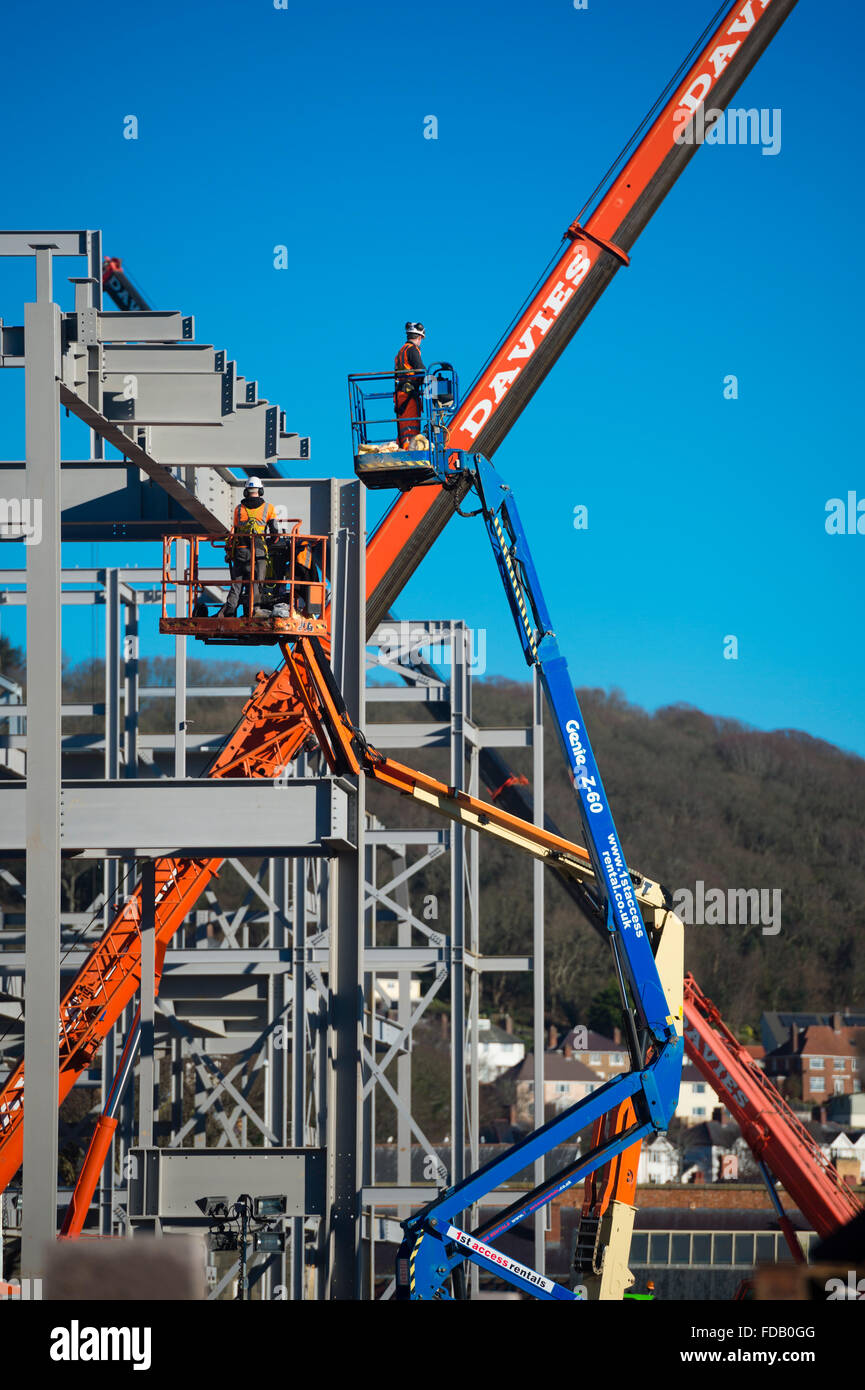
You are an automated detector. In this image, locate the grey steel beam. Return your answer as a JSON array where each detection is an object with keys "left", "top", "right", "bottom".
[
  {"left": 0, "top": 778, "right": 355, "bottom": 853},
  {"left": 100, "top": 369, "right": 233, "bottom": 425},
  {"left": 101, "top": 344, "right": 218, "bottom": 374},
  {"left": 0, "top": 462, "right": 206, "bottom": 539},
  {"left": 0, "top": 945, "right": 524, "bottom": 972},
  {"left": 96, "top": 310, "right": 193, "bottom": 342},
  {"left": 366, "top": 723, "right": 450, "bottom": 749},
  {"left": 362, "top": 1187, "right": 529, "bottom": 1206},
  {"left": 146, "top": 404, "right": 278, "bottom": 467},
  {"left": 21, "top": 249, "right": 62, "bottom": 1280},
  {"left": 0, "top": 231, "right": 92, "bottom": 257}
]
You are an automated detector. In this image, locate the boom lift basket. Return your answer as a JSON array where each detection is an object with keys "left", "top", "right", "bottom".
[
  {"left": 348, "top": 364, "right": 460, "bottom": 490},
  {"left": 159, "top": 530, "right": 329, "bottom": 646}
]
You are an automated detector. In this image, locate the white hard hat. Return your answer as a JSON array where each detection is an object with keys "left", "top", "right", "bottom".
[
  {"left": 244, "top": 476, "right": 263, "bottom": 490},
  {"left": 405, "top": 321, "right": 426, "bottom": 339}
]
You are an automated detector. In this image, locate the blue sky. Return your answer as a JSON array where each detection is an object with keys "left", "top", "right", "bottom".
[{"left": 2, "top": 0, "right": 863, "bottom": 753}]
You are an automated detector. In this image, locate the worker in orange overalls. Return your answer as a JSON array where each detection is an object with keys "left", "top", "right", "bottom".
[
  {"left": 394, "top": 321, "right": 426, "bottom": 447},
  {"left": 221, "top": 477, "right": 279, "bottom": 618}
]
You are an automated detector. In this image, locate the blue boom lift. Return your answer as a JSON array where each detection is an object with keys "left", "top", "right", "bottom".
[{"left": 348, "top": 374, "right": 684, "bottom": 1300}]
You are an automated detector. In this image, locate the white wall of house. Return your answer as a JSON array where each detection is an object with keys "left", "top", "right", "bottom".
[
  {"left": 676, "top": 1077, "right": 714, "bottom": 1125},
  {"left": 636, "top": 1138, "right": 679, "bottom": 1184}
]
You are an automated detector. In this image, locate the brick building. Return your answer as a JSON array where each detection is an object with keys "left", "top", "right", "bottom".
[{"left": 763, "top": 1017, "right": 863, "bottom": 1103}]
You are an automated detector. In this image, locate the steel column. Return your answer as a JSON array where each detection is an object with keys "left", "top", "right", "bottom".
[
  {"left": 138, "top": 861, "right": 156, "bottom": 1149},
  {"left": 21, "top": 248, "right": 62, "bottom": 1279},
  {"left": 104, "top": 568, "right": 120, "bottom": 779},
  {"left": 449, "top": 625, "right": 467, "bottom": 1193},
  {"left": 123, "top": 596, "right": 139, "bottom": 777},
  {"left": 325, "top": 480, "right": 365, "bottom": 1299}
]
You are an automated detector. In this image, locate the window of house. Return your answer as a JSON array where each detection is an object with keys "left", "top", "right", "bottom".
[
  {"left": 589, "top": 1053, "right": 601, "bottom": 1066},
  {"left": 713, "top": 1235, "right": 733, "bottom": 1265},
  {"left": 693, "top": 1083, "right": 706, "bottom": 1094},
  {"left": 755, "top": 1234, "right": 775, "bottom": 1263},
  {"left": 852, "top": 1059, "right": 859, "bottom": 1072},
  {"left": 809, "top": 1078, "right": 824, "bottom": 1093},
  {"left": 833, "top": 1058, "right": 846, "bottom": 1071},
  {"left": 693, "top": 1107, "right": 706, "bottom": 1117},
  {"left": 649, "top": 1234, "right": 669, "bottom": 1265},
  {"left": 734, "top": 1235, "right": 754, "bottom": 1266},
  {"left": 834, "top": 1079, "right": 845, "bottom": 1095},
  {"left": 630, "top": 1234, "right": 648, "bottom": 1264},
  {"left": 692, "top": 1235, "right": 711, "bottom": 1266},
  {"left": 810, "top": 1056, "right": 824, "bottom": 1069},
  {"left": 555, "top": 1083, "right": 570, "bottom": 1094},
  {"left": 670, "top": 1234, "right": 690, "bottom": 1265},
  {"left": 611, "top": 1053, "right": 623, "bottom": 1066}
]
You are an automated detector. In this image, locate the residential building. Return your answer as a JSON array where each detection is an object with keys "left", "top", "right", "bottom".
[
  {"left": 512, "top": 1052, "right": 602, "bottom": 1127},
  {"left": 636, "top": 1133, "right": 680, "bottom": 1185},
  {"left": 763, "top": 1020, "right": 863, "bottom": 1103},
  {"left": 826, "top": 1130, "right": 865, "bottom": 1182},
  {"left": 824, "top": 1093, "right": 865, "bottom": 1130},
  {"left": 681, "top": 1121, "right": 741, "bottom": 1183},
  {"left": 760, "top": 1009, "right": 865, "bottom": 1054},
  {"left": 558, "top": 1026, "right": 629, "bottom": 1082},
  {"left": 475, "top": 1017, "right": 525, "bottom": 1083},
  {"left": 676, "top": 1064, "right": 715, "bottom": 1125}
]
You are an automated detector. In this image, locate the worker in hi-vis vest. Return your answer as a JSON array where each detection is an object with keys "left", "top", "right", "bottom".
[
  {"left": 221, "top": 478, "right": 279, "bottom": 618},
  {"left": 394, "top": 321, "right": 426, "bottom": 447}
]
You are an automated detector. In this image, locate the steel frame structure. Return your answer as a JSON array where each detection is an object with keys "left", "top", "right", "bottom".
[{"left": 0, "top": 553, "right": 544, "bottom": 1297}]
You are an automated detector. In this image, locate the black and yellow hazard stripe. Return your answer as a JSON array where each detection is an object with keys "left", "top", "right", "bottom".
[
  {"left": 491, "top": 513, "right": 538, "bottom": 659},
  {"left": 409, "top": 1233, "right": 424, "bottom": 1298}
]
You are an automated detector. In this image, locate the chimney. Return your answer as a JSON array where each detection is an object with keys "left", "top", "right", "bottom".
[
  {"left": 548, "top": 1024, "right": 558, "bottom": 1050},
  {"left": 503, "top": 1014, "right": 513, "bottom": 1035},
  {"left": 790, "top": 1022, "right": 799, "bottom": 1051},
  {"left": 832, "top": 1011, "right": 842, "bottom": 1033},
  {"left": 563, "top": 1036, "right": 573, "bottom": 1060},
  {"left": 613, "top": 1026, "right": 622, "bottom": 1046}
]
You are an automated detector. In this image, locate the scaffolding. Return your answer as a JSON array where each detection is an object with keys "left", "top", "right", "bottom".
[{"left": 0, "top": 230, "right": 546, "bottom": 1298}]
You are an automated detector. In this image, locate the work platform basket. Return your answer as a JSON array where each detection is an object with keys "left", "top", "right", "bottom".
[
  {"left": 348, "top": 363, "right": 459, "bottom": 490},
  {"left": 159, "top": 529, "right": 329, "bottom": 646}
]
